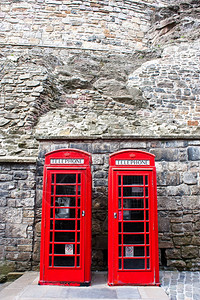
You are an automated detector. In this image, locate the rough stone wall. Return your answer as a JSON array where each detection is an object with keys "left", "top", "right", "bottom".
[
  {"left": 0, "top": 161, "right": 36, "bottom": 272},
  {"left": 32, "top": 139, "right": 200, "bottom": 271}
]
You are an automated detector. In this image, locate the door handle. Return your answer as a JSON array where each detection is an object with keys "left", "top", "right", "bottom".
[
  {"left": 82, "top": 211, "right": 85, "bottom": 217},
  {"left": 114, "top": 212, "right": 117, "bottom": 219}
]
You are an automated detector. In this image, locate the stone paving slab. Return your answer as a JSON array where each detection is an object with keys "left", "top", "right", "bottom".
[{"left": 0, "top": 271, "right": 169, "bottom": 300}]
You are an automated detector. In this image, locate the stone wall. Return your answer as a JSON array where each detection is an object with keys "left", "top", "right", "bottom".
[
  {"left": 0, "top": 159, "right": 36, "bottom": 272},
  {"left": 32, "top": 139, "right": 200, "bottom": 271}
]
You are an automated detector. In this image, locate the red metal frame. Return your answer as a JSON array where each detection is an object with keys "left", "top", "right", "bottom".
[
  {"left": 108, "top": 150, "right": 159, "bottom": 286},
  {"left": 39, "top": 149, "right": 92, "bottom": 286}
]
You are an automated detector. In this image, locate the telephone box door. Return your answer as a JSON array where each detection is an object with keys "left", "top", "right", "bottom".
[
  {"left": 39, "top": 149, "right": 92, "bottom": 286},
  {"left": 108, "top": 150, "right": 159, "bottom": 286}
]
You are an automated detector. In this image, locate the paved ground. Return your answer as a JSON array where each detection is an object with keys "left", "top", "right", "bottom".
[
  {"left": 0, "top": 271, "right": 199, "bottom": 300},
  {"left": 0, "top": 271, "right": 168, "bottom": 300}
]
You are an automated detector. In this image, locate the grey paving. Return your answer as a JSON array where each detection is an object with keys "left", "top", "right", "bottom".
[{"left": 0, "top": 271, "right": 170, "bottom": 300}]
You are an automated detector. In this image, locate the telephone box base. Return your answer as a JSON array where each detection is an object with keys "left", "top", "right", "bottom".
[{"left": 38, "top": 280, "right": 91, "bottom": 286}]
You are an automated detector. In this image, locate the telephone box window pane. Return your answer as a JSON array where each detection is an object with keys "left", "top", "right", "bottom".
[
  {"left": 50, "top": 232, "right": 53, "bottom": 242},
  {"left": 78, "top": 198, "right": 80, "bottom": 207},
  {"left": 51, "top": 174, "right": 54, "bottom": 184},
  {"left": 55, "top": 208, "right": 75, "bottom": 219},
  {"left": 124, "top": 259, "right": 145, "bottom": 270},
  {"left": 77, "top": 220, "right": 80, "bottom": 230},
  {"left": 134, "top": 246, "right": 145, "bottom": 257},
  {"left": 49, "top": 244, "right": 52, "bottom": 254},
  {"left": 123, "top": 176, "right": 143, "bottom": 185},
  {"left": 145, "top": 176, "right": 148, "bottom": 185},
  {"left": 146, "top": 222, "right": 149, "bottom": 232},
  {"left": 147, "top": 258, "right": 150, "bottom": 269},
  {"left": 147, "top": 246, "right": 149, "bottom": 256},
  {"left": 54, "top": 232, "right": 75, "bottom": 242},
  {"left": 119, "top": 234, "right": 122, "bottom": 245},
  {"left": 50, "top": 221, "right": 53, "bottom": 230},
  {"left": 118, "top": 176, "right": 121, "bottom": 185},
  {"left": 56, "top": 185, "right": 76, "bottom": 196},
  {"left": 123, "top": 187, "right": 143, "bottom": 197},
  {"left": 51, "top": 185, "right": 54, "bottom": 195},
  {"left": 78, "top": 174, "right": 81, "bottom": 184},
  {"left": 77, "top": 209, "right": 80, "bottom": 219},
  {"left": 146, "top": 234, "right": 149, "bottom": 244},
  {"left": 54, "top": 256, "right": 75, "bottom": 267},
  {"left": 51, "top": 197, "right": 54, "bottom": 206},
  {"left": 77, "top": 232, "right": 80, "bottom": 242},
  {"left": 77, "top": 244, "right": 80, "bottom": 254},
  {"left": 145, "top": 187, "right": 148, "bottom": 197},
  {"left": 146, "top": 211, "right": 149, "bottom": 220},
  {"left": 49, "top": 256, "right": 52, "bottom": 267},
  {"left": 119, "top": 199, "right": 121, "bottom": 209},
  {"left": 119, "top": 259, "right": 122, "bottom": 269},
  {"left": 78, "top": 186, "right": 81, "bottom": 195},
  {"left": 123, "top": 222, "right": 144, "bottom": 233},
  {"left": 123, "top": 198, "right": 144, "bottom": 209},
  {"left": 118, "top": 188, "right": 121, "bottom": 197},
  {"left": 55, "top": 197, "right": 75, "bottom": 207},
  {"left": 146, "top": 198, "right": 149, "bottom": 208},
  {"left": 118, "top": 223, "right": 122, "bottom": 233},
  {"left": 77, "top": 256, "right": 80, "bottom": 267},
  {"left": 54, "top": 220, "right": 75, "bottom": 230},
  {"left": 123, "top": 210, "right": 144, "bottom": 220},
  {"left": 50, "top": 209, "right": 54, "bottom": 218},
  {"left": 124, "top": 234, "right": 144, "bottom": 244},
  {"left": 119, "top": 246, "right": 122, "bottom": 257},
  {"left": 56, "top": 174, "right": 76, "bottom": 184},
  {"left": 54, "top": 244, "right": 74, "bottom": 255}
]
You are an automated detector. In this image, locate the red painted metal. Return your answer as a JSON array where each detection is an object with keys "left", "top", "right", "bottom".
[
  {"left": 108, "top": 150, "right": 159, "bottom": 286},
  {"left": 39, "top": 149, "right": 92, "bottom": 286}
]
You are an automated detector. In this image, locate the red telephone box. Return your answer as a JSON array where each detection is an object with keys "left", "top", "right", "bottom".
[
  {"left": 108, "top": 150, "right": 159, "bottom": 286},
  {"left": 39, "top": 149, "right": 92, "bottom": 286}
]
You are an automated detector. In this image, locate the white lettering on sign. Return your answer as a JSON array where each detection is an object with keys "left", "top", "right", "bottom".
[
  {"left": 50, "top": 158, "right": 84, "bottom": 164},
  {"left": 116, "top": 160, "right": 150, "bottom": 165}
]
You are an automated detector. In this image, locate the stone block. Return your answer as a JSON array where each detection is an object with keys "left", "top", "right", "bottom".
[
  {"left": 173, "top": 235, "right": 192, "bottom": 246},
  {"left": 13, "top": 171, "right": 28, "bottom": 180},
  {"left": 181, "top": 246, "right": 199, "bottom": 259},
  {"left": 150, "top": 149, "right": 179, "bottom": 161},
  {"left": 188, "top": 147, "right": 200, "bottom": 161},
  {"left": 183, "top": 172, "right": 198, "bottom": 185}
]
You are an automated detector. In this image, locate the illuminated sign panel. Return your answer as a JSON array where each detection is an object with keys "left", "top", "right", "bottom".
[
  {"left": 50, "top": 158, "right": 84, "bottom": 164},
  {"left": 116, "top": 160, "right": 150, "bottom": 166}
]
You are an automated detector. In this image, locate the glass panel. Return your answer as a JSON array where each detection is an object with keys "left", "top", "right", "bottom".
[
  {"left": 77, "top": 220, "right": 80, "bottom": 230},
  {"left": 50, "top": 232, "right": 53, "bottom": 242},
  {"left": 123, "top": 222, "right": 144, "bottom": 232},
  {"left": 77, "top": 244, "right": 80, "bottom": 254},
  {"left": 51, "top": 185, "right": 54, "bottom": 195},
  {"left": 145, "top": 187, "right": 148, "bottom": 197},
  {"left": 77, "top": 209, "right": 80, "bottom": 218},
  {"left": 147, "top": 246, "right": 149, "bottom": 256},
  {"left": 50, "top": 209, "right": 54, "bottom": 218},
  {"left": 78, "top": 174, "right": 81, "bottom": 184},
  {"left": 119, "top": 259, "right": 122, "bottom": 269},
  {"left": 78, "top": 197, "right": 80, "bottom": 207},
  {"left": 119, "top": 246, "right": 122, "bottom": 257},
  {"left": 119, "top": 234, "right": 122, "bottom": 244},
  {"left": 51, "top": 174, "right": 54, "bottom": 184},
  {"left": 123, "top": 198, "right": 144, "bottom": 209},
  {"left": 56, "top": 174, "right": 76, "bottom": 184},
  {"left": 118, "top": 199, "right": 121, "bottom": 209},
  {"left": 146, "top": 222, "right": 149, "bottom": 232},
  {"left": 77, "top": 232, "right": 80, "bottom": 242},
  {"left": 49, "top": 244, "right": 52, "bottom": 254},
  {"left": 123, "top": 210, "right": 144, "bottom": 220},
  {"left": 123, "top": 176, "right": 143, "bottom": 185},
  {"left": 54, "top": 232, "right": 75, "bottom": 242},
  {"left": 54, "top": 220, "right": 75, "bottom": 230},
  {"left": 145, "top": 176, "right": 148, "bottom": 185},
  {"left": 78, "top": 186, "right": 81, "bottom": 195},
  {"left": 146, "top": 234, "right": 149, "bottom": 244},
  {"left": 55, "top": 197, "right": 76, "bottom": 207},
  {"left": 56, "top": 185, "right": 76, "bottom": 195},
  {"left": 49, "top": 256, "right": 52, "bottom": 266},
  {"left": 51, "top": 197, "right": 54, "bottom": 206},
  {"left": 118, "top": 223, "right": 122, "bottom": 232},
  {"left": 124, "top": 234, "right": 144, "bottom": 244},
  {"left": 147, "top": 258, "right": 150, "bottom": 269},
  {"left": 134, "top": 246, "right": 145, "bottom": 257},
  {"left": 123, "top": 187, "right": 143, "bottom": 197},
  {"left": 118, "top": 188, "right": 121, "bottom": 197},
  {"left": 55, "top": 208, "right": 75, "bottom": 219},
  {"left": 54, "top": 244, "right": 74, "bottom": 255},
  {"left": 77, "top": 256, "right": 80, "bottom": 267},
  {"left": 146, "top": 211, "right": 149, "bottom": 220},
  {"left": 118, "top": 176, "right": 121, "bottom": 185},
  {"left": 146, "top": 198, "right": 149, "bottom": 208},
  {"left": 124, "top": 259, "right": 145, "bottom": 270},
  {"left": 54, "top": 256, "right": 75, "bottom": 267}
]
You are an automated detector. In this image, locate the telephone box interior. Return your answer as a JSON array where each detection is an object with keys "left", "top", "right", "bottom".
[{"left": 108, "top": 150, "right": 159, "bottom": 286}]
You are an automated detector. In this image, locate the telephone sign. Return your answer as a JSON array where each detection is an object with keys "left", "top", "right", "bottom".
[
  {"left": 108, "top": 150, "right": 159, "bottom": 286},
  {"left": 39, "top": 149, "right": 92, "bottom": 286}
]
